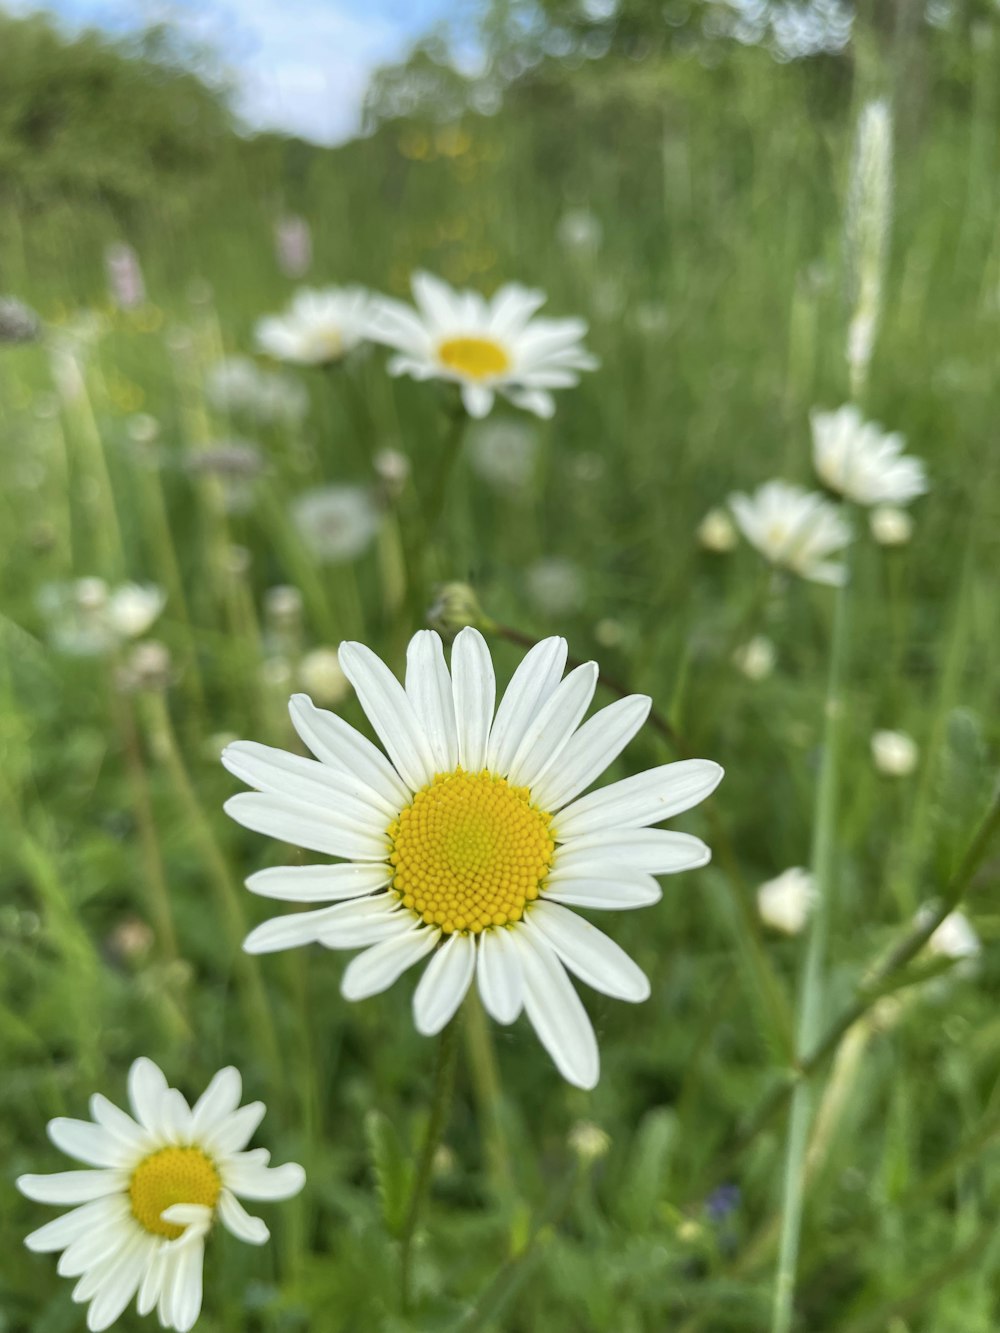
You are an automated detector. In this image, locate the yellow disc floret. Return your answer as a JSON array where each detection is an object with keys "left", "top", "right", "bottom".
[
  {"left": 437, "top": 335, "right": 511, "bottom": 379},
  {"left": 129, "top": 1147, "right": 222, "bottom": 1239},
  {"left": 388, "top": 768, "right": 554, "bottom": 934}
]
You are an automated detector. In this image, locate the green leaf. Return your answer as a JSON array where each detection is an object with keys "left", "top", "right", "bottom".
[{"left": 364, "top": 1108, "right": 414, "bottom": 1240}]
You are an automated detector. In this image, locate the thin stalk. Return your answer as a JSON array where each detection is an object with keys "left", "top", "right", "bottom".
[
  {"left": 140, "top": 689, "right": 282, "bottom": 1079},
  {"left": 462, "top": 988, "right": 512, "bottom": 1199},
  {"left": 406, "top": 404, "right": 467, "bottom": 627},
  {"left": 771, "top": 552, "right": 852, "bottom": 1333},
  {"left": 400, "top": 1019, "right": 460, "bottom": 1314}
]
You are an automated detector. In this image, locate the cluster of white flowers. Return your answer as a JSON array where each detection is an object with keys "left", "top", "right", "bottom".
[
  {"left": 255, "top": 271, "right": 597, "bottom": 420},
  {"left": 721, "top": 404, "right": 927, "bottom": 584},
  {"left": 37, "top": 580, "right": 166, "bottom": 657}
]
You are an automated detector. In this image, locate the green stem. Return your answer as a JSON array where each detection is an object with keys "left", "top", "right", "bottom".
[
  {"left": 400, "top": 1019, "right": 459, "bottom": 1314},
  {"left": 462, "top": 987, "right": 512, "bottom": 1198},
  {"left": 771, "top": 548, "right": 852, "bottom": 1333}
]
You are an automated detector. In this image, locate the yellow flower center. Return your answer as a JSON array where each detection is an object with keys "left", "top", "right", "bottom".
[
  {"left": 129, "top": 1147, "right": 221, "bottom": 1239},
  {"left": 388, "top": 769, "right": 554, "bottom": 934},
  {"left": 437, "top": 335, "right": 511, "bottom": 380}
]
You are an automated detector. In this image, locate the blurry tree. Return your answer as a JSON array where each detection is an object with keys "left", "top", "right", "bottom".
[{"left": 0, "top": 12, "right": 236, "bottom": 220}]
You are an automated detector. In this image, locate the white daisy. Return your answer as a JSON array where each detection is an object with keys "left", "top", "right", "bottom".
[
  {"left": 17, "top": 1059, "right": 304, "bottom": 1332},
  {"left": 256, "top": 286, "right": 373, "bottom": 365},
  {"left": 222, "top": 628, "right": 722, "bottom": 1090},
  {"left": 811, "top": 404, "right": 927, "bottom": 506},
  {"left": 367, "top": 271, "right": 598, "bottom": 419},
  {"left": 756, "top": 867, "right": 817, "bottom": 936},
  {"left": 728, "top": 480, "right": 852, "bottom": 586}
]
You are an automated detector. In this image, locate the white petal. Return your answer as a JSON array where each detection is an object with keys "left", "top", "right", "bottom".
[
  {"left": 128, "top": 1057, "right": 170, "bottom": 1135},
  {"left": 461, "top": 382, "right": 494, "bottom": 417},
  {"left": 451, "top": 628, "right": 496, "bottom": 772},
  {"left": 222, "top": 741, "right": 389, "bottom": 834},
  {"left": 288, "top": 694, "right": 409, "bottom": 809},
  {"left": 224, "top": 1159, "right": 305, "bottom": 1200},
  {"left": 476, "top": 927, "right": 523, "bottom": 1024},
  {"left": 137, "top": 1246, "right": 168, "bottom": 1316},
  {"left": 190, "top": 1067, "right": 242, "bottom": 1138},
  {"left": 542, "top": 874, "right": 662, "bottom": 911},
  {"left": 246, "top": 863, "right": 391, "bottom": 903},
  {"left": 338, "top": 641, "right": 436, "bottom": 792},
  {"left": 526, "top": 902, "right": 650, "bottom": 1002},
  {"left": 507, "top": 662, "right": 599, "bottom": 790},
  {"left": 413, "top": 934, "right": 476, "bottom": 1035},
  {"left": 555, "top": 828, "right": 711, "bottom": 875},
  {"left": 487, "top": 637, "right": 568, "bottom": 774},
  {"left": 72, "top": 1227, "right": 145, "bottom": 1309},
  {"left": 511, "top": 929, "right": 599, "bottom": 1090},
  {"left": 315, "top": 895, "right": 415, "bottom": 950},
  {"left": 341, "top": 927, "right": 439, "bottom": 1000},
  {"left": 159, "top": 1204, "right": 212, "bottom": 1235},
  {"left": 556, "top": 759, "right": 724, "bottom": 838},
  {"left": 157, "top": 1089, "right": 192, "bottom": 1145},
  {"left": 25, "top": 1196, "right": 125, "bottom": 1253},
  {"left": 532, "top": 695, "right": 652, "bottom": 812},
  {"left": 201, "top": 1102, "right": 265, "bottom": 1157},
  {"left": 405, "top": 630, "right": 459, "bottom": 772},
  {"left": 89, "top": 1094, "right": 152, "bottom": 1157},
  {"left": 47, "top": 1119, "right": 132, "bottom": 1169},
  {"left": 243, "top": 903, "right": 378, "bottom": 954},
  {"left": 58, "top": 1202, "right": 132, "bottom": 1276},
  {"left": 218, "top": 1189, "right": 269, "bottom": 1244},
  {"left": 17, "top": 1169, "right": 127, "bottom": 1204},
  {"left": 224, "top": 792, "right": 389, "bottom": 861},
  {"left": 84, "top": 1233, "right": 152, "bottom": 1331},
  {"left": 165, "top": 1233, "right": 204, "bottom": 1333}
]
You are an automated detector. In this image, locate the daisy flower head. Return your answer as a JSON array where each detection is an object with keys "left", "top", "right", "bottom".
[
  {"left": 222, "top": 628, "right": 722, "bottom": 1090},
  {"left": 255, "top": 286, "right": 373, "bottom": 366},
  {"left": 811, "top": 404, "right": 927, "bottom": 506},
  {"left": 367, "top": 271, "right": 598, "bottom": 419},
  {"left": 728, "top": 480, "right": 852, "bottom": 586},
  {"left": 17, "top": 1059, "right": 305, "bottom": 1332}
]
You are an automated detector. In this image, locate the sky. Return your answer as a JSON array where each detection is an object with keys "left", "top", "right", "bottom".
[{"left": 4, "top": 0, "right": 461, "bottom": 144}]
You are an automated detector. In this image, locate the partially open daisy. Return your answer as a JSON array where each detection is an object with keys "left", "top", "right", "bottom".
[
  {"left": 222, "top": 628, "right": 722, "bottom": 1089},
  {"left": 728, "top": 480, "right": 852, "bottom": 586},
  {"left": 255, "top": 286, "right": 373, "bottom": 365},
  {"left": 17, "top": 1059, "right": 304, "bottom": 1332},
  {"left": 367, "top": 271, "right": 598, "bottom": 419},
  {"left": 811, "top": 404, "right": 927, "bottom": 506}
]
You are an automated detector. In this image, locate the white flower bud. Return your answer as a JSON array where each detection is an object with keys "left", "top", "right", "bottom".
[
  {"left": 869, "top": 505, "right": 913, "bottom": 546},
  {"left": 757, "top": 868, "right": 817, "bottom": 936},
  {"left": 871, "top": 729, "right": 918, "bottom": 777}
]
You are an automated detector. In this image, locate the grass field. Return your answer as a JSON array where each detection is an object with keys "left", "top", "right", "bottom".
[{"left": 3, "top": 12, "right": 1000, "bottom": 1331}]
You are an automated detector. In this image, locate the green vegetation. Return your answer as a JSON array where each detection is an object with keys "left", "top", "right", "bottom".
[{"left": 2, "top": 5, "right": 1000, "bottom": 1329}]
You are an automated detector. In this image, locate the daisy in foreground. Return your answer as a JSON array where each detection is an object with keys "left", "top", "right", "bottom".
[
  {"left": 728, "top": 480, "right": 852, "bottom": 586},
  {"left": 223, "top": 628, "right": 722, "bottom": 1089},
  {"left": 256, "top": 286, "right": 373, "bottom": 365},
  {"left": 367, "top": 271, "right": 598, "bottom": 418},
  {"left": 17, "top": 1059, "right": 304, "bottom": 1332}
]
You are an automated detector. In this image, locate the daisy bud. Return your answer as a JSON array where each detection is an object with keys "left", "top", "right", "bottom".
[
  {"left": 871, "top": 729, "right": 918, "bottom": 777},
  {"left": 732, "top": 635, "right": 776, "bottom": 682},
  {"left": 922, "top": 908, "right": 981, "bottom": 963},
  {"left": 427, "top": 582, "right": 489, "bottom": 634},
  {"left": 697, "top": 507, "right": 738, "bottom": 553},
  {"left": 869, "top": 504, "right": 913, "bottom": 546},
  {"left": 568, "top": 1120, "right": 611, "bottom": 1163},
  {"left": 264, "top": 585, "right": 304, "bottom": 630},
  {"left": 119, "top": 640, "right": 173, "bottom": 692},
  {"left": 757, "top": 868, "right": 818, "bottom": 936},
  {"left": 298, "top": 647, "right": 350, "bottom": 705}
]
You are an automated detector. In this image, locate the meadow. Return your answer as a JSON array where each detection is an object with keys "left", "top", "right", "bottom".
[{"left": 2, "top": 7, "right": 1000, "bottom": 1330}]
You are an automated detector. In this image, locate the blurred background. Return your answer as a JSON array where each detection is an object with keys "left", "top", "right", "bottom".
[{"left": 2, "top": 1, "right": 1000, "bottom": 1330}]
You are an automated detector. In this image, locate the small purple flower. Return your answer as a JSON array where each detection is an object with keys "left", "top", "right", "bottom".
[{"left": 705, "top": 1183, "right": 741, "bottom": 1223}]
